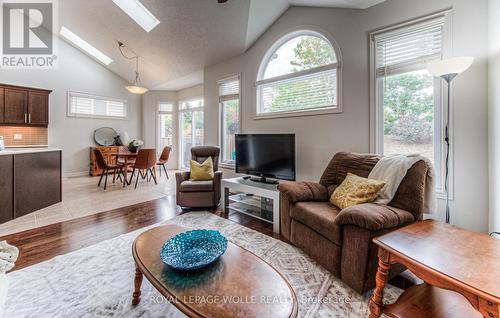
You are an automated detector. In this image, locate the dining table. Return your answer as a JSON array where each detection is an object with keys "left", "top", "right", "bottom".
[{"left": 110, "top": 152, "right": 138, "bottom": 187}]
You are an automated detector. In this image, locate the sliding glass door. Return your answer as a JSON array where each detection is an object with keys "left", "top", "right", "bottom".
[{"left": 179, "top": 98, "right": 204, "bottom": 169}]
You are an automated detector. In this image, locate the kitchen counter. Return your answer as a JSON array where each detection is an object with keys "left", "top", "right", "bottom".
[{"left": 0, "top": 147, "right": 61, "bottom": 155}]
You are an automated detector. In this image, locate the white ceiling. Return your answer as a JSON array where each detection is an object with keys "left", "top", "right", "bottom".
[
  {"left": 288, "top": 0, "right": 385, "bottom": 9},
  {"left": 59, "top": 0, "right": 385, "bottom": 92}
]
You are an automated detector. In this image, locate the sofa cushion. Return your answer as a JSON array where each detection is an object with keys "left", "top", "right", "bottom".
[
  {"left": 290, "top": 201, "right": 342, "bottom": 246},
  {"left": 319, "top": 152, "right": 381, "bottom": 187},
  {"left": 180, "top": 180, "right": 213, "bottom": 192}
]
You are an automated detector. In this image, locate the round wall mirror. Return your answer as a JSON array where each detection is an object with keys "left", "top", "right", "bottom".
[{"left": 94, "top": 127, "right": 118, "bottom": 146}]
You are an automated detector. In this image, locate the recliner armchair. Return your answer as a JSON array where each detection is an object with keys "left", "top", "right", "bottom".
[
  {"left": 278, "top": 152, "right": 430, "bottom": 293},
  {"left": 175, "top": 146, "right": 222, "bottom": 208}
]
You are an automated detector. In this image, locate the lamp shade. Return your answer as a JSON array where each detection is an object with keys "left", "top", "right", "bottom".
[
  {"left": 427, "top": 56, "right": 474, "bottom": 77},
  {"left": 126, "top": 85, "right": 148, "bottom": 94}
]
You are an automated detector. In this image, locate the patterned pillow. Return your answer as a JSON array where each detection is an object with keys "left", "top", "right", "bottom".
[{"left": 330, "top": 173, "right": 385, "bottom": 209}]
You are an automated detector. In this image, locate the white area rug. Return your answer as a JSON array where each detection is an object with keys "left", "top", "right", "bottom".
[{"left": 4, "top": 212, "right": 402, "bottom": 318}]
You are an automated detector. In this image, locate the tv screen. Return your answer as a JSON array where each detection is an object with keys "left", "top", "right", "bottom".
[{"left": 235, "top": 134, "right": 295, "bottom": 181}]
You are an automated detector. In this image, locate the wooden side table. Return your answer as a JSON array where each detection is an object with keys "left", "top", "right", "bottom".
[{"left": 369, "top": 220, "right": 500, "bottom": 318}]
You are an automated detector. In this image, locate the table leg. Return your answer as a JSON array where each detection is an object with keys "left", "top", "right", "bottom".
[
  {"left": 224, "top": 187, "right": 229, "bottom": 215},
  {"left": 369, "top": 248, "right": 390, "bottom": 318},
  {"left": 123, "top": 158, "right": 128, "bottom": 187},
  {"left": 132, "top": 266, "right": 143, "bottom": 305}
]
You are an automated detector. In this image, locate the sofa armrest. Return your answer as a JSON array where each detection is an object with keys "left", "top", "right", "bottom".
[
  {"left": 175, "top": 171, "right": 190, "bottom": 190},
  {"left": 334, "top": 203, "right": 415, "bottom": 231},
  {"left": 278, "top": 181, "right": 329, "bottom": 204}
]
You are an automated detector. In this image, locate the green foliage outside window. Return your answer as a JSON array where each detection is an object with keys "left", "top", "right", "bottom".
[{"left": 383, "top": 72, "right": 434, "bottom": 143}]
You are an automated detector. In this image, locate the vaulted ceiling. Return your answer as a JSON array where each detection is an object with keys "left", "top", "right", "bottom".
[{"left": 59, "top": 0, "right": 385, "bottom": 91}]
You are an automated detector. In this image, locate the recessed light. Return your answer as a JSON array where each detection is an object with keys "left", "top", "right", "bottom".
[
  {"left": 59, "top": 27, "right": 113, "bottom": 65},
  {"left": 112, "top": 0, "right": 160, "bottom": 32}
]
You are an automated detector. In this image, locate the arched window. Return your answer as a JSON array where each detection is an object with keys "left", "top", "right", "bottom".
[{"left": 256, "top": 30, "right": 341, "bottom": 117}]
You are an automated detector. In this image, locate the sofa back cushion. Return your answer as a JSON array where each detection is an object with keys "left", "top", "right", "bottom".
[
  {"left": 319, "top": 152, "right": 380, "bottom": 187},
  {"left": 319, "top": 152, "right": 429, "bottom": 220},
  {"left": 389, "top": 160, "right": 428, "bottom": 220}
]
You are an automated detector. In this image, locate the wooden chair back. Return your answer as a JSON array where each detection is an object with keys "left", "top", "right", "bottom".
[
  {"left": 93, "top": 149, "right": 109, "bottom": 169},
  {"left": 134, "top": 149, "right": 156, "bottom": 170},
  {"left": 159, "top": 146, "right": 172, "bottom": 163}
]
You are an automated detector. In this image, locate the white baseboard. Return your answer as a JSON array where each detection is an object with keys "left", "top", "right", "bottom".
[{"left": 63, "top": 171, "right": 89, "bottom": 178}]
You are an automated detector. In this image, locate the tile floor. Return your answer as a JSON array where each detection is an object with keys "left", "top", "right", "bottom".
[{"left": 0, "top": 170, "right": 177, "bottom": 237}]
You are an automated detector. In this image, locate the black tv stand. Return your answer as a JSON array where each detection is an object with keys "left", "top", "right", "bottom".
[{"left": 243, "top": 176, "right": 279, "bottom": 185}]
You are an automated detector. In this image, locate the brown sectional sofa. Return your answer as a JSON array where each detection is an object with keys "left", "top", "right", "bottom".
[{"left": 278, "top": 152, "right": 430, "bottom": 293}]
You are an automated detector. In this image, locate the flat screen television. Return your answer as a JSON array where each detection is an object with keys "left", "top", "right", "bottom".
[{"left": 235, "top": 134, "right": 295, "bottom": 182}]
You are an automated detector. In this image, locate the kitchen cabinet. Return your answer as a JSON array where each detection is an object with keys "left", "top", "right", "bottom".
[
  {"left": 4, "top": 87, "right": 28, "bottom": 124},
  {"left": 0, "top": 150, "right": 61, "bottom": 224},
  {"left": 0, "top": 155, "right": 13, "bottom": 223},
  {"left": 0, "top": 84, "right": 51, "bottom": 127},
  {"left": 0, "top": 88, "right": 4, "bottom": 122},
  {"left": 28, "top": 91, "right": 49, "bottom": 125}
]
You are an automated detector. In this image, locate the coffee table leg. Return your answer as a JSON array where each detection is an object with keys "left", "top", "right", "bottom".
[
  {"left": 369, "top": 248, "right": 390, "bottom": 318},
  {"left": 132, "top": 266, "right": 143, "bottom": 305}
]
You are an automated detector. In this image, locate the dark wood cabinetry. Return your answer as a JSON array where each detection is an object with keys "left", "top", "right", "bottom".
[
  {"left": 4, "top": 88, "right": 28, "bottom": 124},
  {"left": 0, "top": 155, "right": 14, "bottom": 224},
  {"left": 0, "top": 88, "right": 4, "bottom": 122},
  {"left": 0, "top": 84, "right": 51, "bottom": 127},
  {"left": 0, "top": 151, "right": 61, "bottom": 224},
  {"left": 14, "top": 151, "right": 62, "bottom": 217}
]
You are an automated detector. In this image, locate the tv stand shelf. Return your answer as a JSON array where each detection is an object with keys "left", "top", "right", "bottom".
[{"left": 222, "top": 177, "right": 280, "bottom": 233}]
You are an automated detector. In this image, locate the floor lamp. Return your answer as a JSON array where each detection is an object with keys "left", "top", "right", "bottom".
[{"left": 427, "top": 56, "right": 474, "bottom": 224}]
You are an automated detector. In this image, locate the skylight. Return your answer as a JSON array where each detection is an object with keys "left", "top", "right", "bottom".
[
  {"left": 112, "top": 0, "right": 160, "bottom": 32},
  {"left": 59, "top": 27, "right": 113, "bottom": 65}
]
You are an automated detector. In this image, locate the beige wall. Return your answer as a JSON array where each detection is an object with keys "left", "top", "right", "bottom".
[
  {"left": 178, "top": 84, "right": 203, "bottom": 102},
  {"left": 489, "top": 0, "right": 500, "bottom": 234},
  {"left": 0, "top": 38, "right": 142, "bottom": 175},
  {"left": 204, "top": 0, "right": 489, "bottom": 232}
]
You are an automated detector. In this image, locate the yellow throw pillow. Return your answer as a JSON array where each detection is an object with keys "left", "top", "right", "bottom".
[
  {"left": 190, "top": 157, "right": 214, "bottom": 181},
  {"left": 330, "top": 173, "right": 385, "bottom": 209}
]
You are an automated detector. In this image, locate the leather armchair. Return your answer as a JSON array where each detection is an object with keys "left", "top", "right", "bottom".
[{"left": 175, "top": 146, "right": 222, "bottom": 208}]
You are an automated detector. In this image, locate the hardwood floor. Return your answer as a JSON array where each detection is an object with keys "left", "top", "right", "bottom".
[
  {"left": 0, "top": 195, "right": 280, "bottom": 271},
  {"left": 0, "top": 195, "right": 413, "bottom": 292}
]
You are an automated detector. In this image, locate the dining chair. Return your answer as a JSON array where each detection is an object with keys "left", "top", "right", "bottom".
[
  {"left": 156, "top": 146, "right": 172, "bottom": 179},
  {"left": 94, "top": 149, "right": 124, "bottom": 190},
  {"left": 128, "top": 149, "right": 157, "bottom": 189}
]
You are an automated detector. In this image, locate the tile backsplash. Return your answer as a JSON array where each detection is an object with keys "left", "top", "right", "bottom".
[{"left": 0, "top": 126, "right": 48, "bottom": 147}]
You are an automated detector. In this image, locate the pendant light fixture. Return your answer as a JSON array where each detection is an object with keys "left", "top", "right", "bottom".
[{"left": 118, "top": 41, "right": 148, "bottom": 94}]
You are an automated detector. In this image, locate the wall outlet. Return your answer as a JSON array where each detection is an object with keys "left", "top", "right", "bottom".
[{"left": 13, "top": 134, "right": 22, "bottom": 140}]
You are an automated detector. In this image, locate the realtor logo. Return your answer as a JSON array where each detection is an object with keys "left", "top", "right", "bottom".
[{"left": 1, "top": 0, "right": 58, "bottom": 68}]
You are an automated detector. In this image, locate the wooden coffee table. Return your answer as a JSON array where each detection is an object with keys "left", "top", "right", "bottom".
[{"left": 132, "top": 224, "right": 298, "bottom": 318}]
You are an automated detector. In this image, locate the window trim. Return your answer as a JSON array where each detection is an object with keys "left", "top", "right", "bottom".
[
  {"left": 369, "top": 9, "right": 453, "bottom": 199},
  {"left": 156, "top": 101, "right": 175, "bottom": 161},
  {"left": 218, "top": 74, "right": 241, "bottom": 168},
  {"left": 255, "top": 27, "right": 343, "bottom": 119},
  {"left": 66, "top": 91, "right": 128, "bottom": 120},
  {"left": 178, "top": 97, "right": 204, "bottom": 170}
]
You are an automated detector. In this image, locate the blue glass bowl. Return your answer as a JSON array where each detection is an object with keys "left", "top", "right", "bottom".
[{"left": 160, "top": 230, "right": 228, "bottom": 271}]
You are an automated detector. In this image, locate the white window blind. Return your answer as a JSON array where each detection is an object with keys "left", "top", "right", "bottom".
[
  {"left": 256, "top": 30, "right": 341, "bottom": 117},
  {"left": 159, "top": 103, "right": 173, "bottom": 112},
  {"left": 374, "top": 18, "right": 444, "bottom": 77},
  {"left": 68, "top": 92, "right": 127, "bottom": 118},
  {"left": 219, "top": 76, "right": 240, "bottom": 102},
  {"left": 259, "top": 68, "right": 337, "bottom": 114}
]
